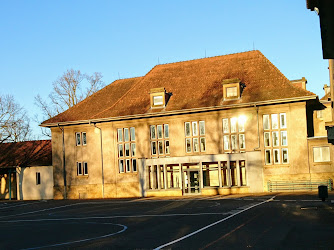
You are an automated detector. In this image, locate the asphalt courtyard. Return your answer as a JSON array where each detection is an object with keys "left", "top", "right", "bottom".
[{"left": 0, "top": 192, "right": 334, "bottom": 249}]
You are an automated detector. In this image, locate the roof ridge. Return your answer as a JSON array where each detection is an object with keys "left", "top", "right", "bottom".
[{"left": 154, "top": 50, "right": 261, "bottom": 67}]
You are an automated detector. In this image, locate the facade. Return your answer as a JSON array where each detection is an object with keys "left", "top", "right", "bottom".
[
  {"left": 0, "top": 140, "right": 53, "bottom": 200},
  {"left": 41, "top": 50, "right": 333, "bottom": 199}
]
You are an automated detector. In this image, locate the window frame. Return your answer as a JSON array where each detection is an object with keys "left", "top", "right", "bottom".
[{"left": 36, "top": 172, "right": 41, "bottom": 185}]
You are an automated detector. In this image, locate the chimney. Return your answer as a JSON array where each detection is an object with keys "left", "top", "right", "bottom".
[
  {"left": 323, "top": 84, "right": 331, "bottom": 95},
  {"left": 290, "top": 77, "right": 307, "bottom": 90}
]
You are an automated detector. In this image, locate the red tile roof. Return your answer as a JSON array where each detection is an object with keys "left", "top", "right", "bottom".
[
  {"left": 0, "top": 140, "right": 52, "bottom": 168},
  {"left": 42, "top": 51, "right": 316, "bottom": 125}
]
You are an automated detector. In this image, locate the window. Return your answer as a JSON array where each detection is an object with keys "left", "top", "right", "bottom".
[
  {"left": 263, "top": 113, "right": 288, "bottom": 165},
  {"left": 150, "top": 124, "right": 170, "bottom": 157},
  {"left": 239, "top": 160, "right": 246, "bottom": 186},
  {"left": 117, "top": 127, "right": 137, "bottom": 173},
  {"left": 76, "top": 132, "right": 87, "bottom": 146},
  {"left": 153, "top": 95, "right": 163, "bottom": 106},
  {"left": 77, "top": 162, "right": 82, "bottom": 175},
  {"left": 316, "top": 110, "right": 323, "bottom": 119},
  {"left": 150, "top": 88, "right": 166, "bottom": 108},
  {"left": 148, "top": 164, "right": 179, "bottom": 190},
  {"left": 82, "top": 132, "right": 87, "bottom": 145},
  {"left": 226, "top": 87, "right": 238, "bottom": 98},
  {"left": 222, "top": 80, "right": 241, "bottom": 100},
  {"left": 203, "top": 163, "right": 219, "bottom": 187},
  {"left": 185, "top": 121, "right": 206, "bottom": 153},
  {"left": 230, "top": 161, "right": 237, "bottom": 186},
  {"left": 36, "top": 172, "right": 41, "bottom": 185},
  {"left": 313, "top": 146, "right": 330, "bottom": 162},
  {"left": 83, "top": 162, "right": 88, "bottom": 175},
  {"left": 76, "top": 132, "right": 81, "bottom": 146},
  {"left": 222, "top": 116, "right": 246, "bottom": 153}
]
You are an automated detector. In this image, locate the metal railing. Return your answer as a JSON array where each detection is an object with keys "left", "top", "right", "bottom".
[{"left": 267, "top": 179, "right": 333, "bottom": 192}]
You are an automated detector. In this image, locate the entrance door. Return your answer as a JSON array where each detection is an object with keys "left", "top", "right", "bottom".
[{"left": 183, "top": 170, "right": 200, "bottom": 194}]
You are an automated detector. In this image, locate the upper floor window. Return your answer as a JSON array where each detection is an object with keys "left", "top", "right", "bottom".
[
  {"left": 117, "top": 127, "right": 137, "bottom": 173},
  {"left": 77, "top": 162, "right": 88, "bottom": 176},
  {"left": 76, "top": 132, "right": 87, "bottom": 146},
  {"left": 263, "top": 113, "right": 288, "bottom": 165},
  {"left": 185, "top": 121, "right": 206, "bottom": 153},
  {"left": 222, "top": 116, "right": 246, "bottom": 152},
  {"left": 150, "top": 124, "right": 170, "bottom": 157}
]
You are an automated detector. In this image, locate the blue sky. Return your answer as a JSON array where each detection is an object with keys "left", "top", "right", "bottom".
[{"left": 0, "top": 0, "right": 328, "bottom": 139}]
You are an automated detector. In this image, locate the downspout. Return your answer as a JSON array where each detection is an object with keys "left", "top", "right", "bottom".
[
  {"left": 58, "top": 124, "right": 67, "bottom": 199},
  {"left": 90, "top": 121, "right": 105, "bottom": 198},
  {"left": 253, "top": 104, "right": 261, "bottom": 151}
]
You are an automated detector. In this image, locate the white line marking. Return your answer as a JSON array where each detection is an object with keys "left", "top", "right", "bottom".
[
  {"left": 0, "top": 201, "right": 41, "bottom": 210},
  {"left": 153, "top": 196, "right": 275, "bottom": 250},
  {"left": 0, "top": 212, "right": 229, "bottom": 223},
  {"left": 22, "top": 222, "right": 127, "bottom": 250}
]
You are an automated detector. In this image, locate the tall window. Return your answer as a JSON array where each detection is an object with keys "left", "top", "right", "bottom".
[
  {"left": 77, "top": 162, "right": 88, "bottom": 176},
  {"left": 117, "top": 127, "right": 137, "bottom": 173},
  {"left": 185, "top": 121, "right": 206, "bottom": 153},
  {"left": 222, "top": 116, "right": 246, "bottom": 152},
  {"left": 150, "top": 124, "right": 170, "bottom": 157},
  {"left": 263, "top": 113, "right": 288, "bottom": 165},
  {"left": 36, "top": 172, "right": 41, "bottom": 185},
  {"left": 76, "top": 132, "right": 87, "bottom": 146}
]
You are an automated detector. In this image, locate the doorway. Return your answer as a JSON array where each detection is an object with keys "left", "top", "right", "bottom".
[{"left": 183, "top": 169, "right": 200, "bottom": 194}]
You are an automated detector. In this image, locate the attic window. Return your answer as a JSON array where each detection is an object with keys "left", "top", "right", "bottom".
[
  {"left": 153, "top": 95, "right": 163, "bottom": 106},
  {"left": 150, "top": 87, "right": 168, "bottom": 108},
  {"left": 222, "top": 78, "right": 242, "bottom": 100},
  {"left": 226, "top": 87, "right": 238, "bottom": 98}
]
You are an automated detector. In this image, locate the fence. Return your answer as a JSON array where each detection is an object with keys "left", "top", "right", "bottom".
[{"left": 267, "top": 179, "right": 333, "bottom": 192}]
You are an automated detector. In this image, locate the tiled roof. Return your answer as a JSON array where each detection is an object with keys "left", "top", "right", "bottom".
[
  {"left": 42, "top": 50, "right": 316, "bottom": 125},
  {"left": 320, "top": 92, "right": 330, "bottom": 101},
  {"left": 0, "top": 140, "right": 52, "bottom": 168}
]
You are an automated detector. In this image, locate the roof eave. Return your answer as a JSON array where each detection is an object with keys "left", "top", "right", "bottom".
[{"left": 41, "top": 95, "right": 317, "bottom": 128}]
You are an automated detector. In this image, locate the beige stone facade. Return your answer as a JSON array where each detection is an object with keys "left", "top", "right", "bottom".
[{"left": 43, "top": 51, "right": 334, "bottom": 198}]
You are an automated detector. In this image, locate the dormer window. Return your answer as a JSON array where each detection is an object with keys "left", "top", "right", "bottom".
[
  {"left": 153, "top": 95, "right": 163, "bottom": 106},
  {"left": 226, "top": 87, "right": 238, "bottom": 98},
  {"left": 222, "top": 78, "right": 243, "bottom": 100},
  {"left": 150, "top": 87, "right": 170, "bottom": 108}
]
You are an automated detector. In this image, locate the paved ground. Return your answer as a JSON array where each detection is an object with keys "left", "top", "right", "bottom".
[{"left": 0, "top": 192, "right": 334, "bottom": 249}]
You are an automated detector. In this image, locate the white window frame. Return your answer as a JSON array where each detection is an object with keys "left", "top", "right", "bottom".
[
  {"left": 280, "top": 113, "right": 287, "bottom": 128},
  {"left": 273, "top": 149, "right": 280, "bottom": 164},
  {"left": 130, "top": 127, "right": 136, "bottom": 141},
  {"left": 153, "top": 95, "right": 163, "bottom": 106},
  {"left": 77, "top": 162, "right": 83, "bottom": 175},
  {"left": 263, "top": 115, "right": 270, "bottom": 130},
  {"left": 313, "top": 146, "right": 331, "bottom": 163},
  {"left": 192, "top": 121, "right": 198, "bottom": 136},
  {"left": 223, "top": 135, "right": 230, "bottom": 150},
  {"left": 36, "top": 172, "right": 41, "bottom": 185},
  {"left": 186, "top": 138, "right": 192, "bottom": 153},
  {"left": 264, "top": 132, "right": 271, "bottom": 147},
  {"left": 76, "top": 132, "right": 81, "bottom": 146},
  {"left": 223, "top": 118, "right": 229, "bottom": 133},
  {"left": 239, "top": 134, "right": 245, "bottom": 149},
  {"left": 199, "top": 121, "right": 205, "bottom": 136},
  {"left": 83, "top": 162, "right": 88, "bottom": 175},
  {"left": 82, "top": 132, "right": 87, "bottom": 146},
  {"left": 272, "top": 131, "right": 279, "bottom": 147},
  {"left": 265, "top": 149, "right": 272, "bottom": 165},
  {"left": 226, "top": 86, "right": 238, "bottom": 97},
  {"left": 282, "top": 148, "right": 289, "bottom": 164},
  {"left": 281, "top": 131, "right": 288, "bottom": 146},
  {"left": 271, "top": 114, "right": 278, "bottom": 129}
]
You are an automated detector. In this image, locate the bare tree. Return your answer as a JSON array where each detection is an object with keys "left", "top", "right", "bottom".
[
  {"left": 35, "top": 69, "right": 104, "bottom": 136},
  {"left": 0, "top": 95, "right": 31, "bottom": 143}
]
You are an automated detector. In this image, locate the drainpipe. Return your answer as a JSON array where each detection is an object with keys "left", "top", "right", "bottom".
[
  {"left": 90, "top": 121, "right": 104, "bottom": 198},
  {"left": 58, "top": 124, "right": 67, "bottom": 199},
  {"left": 253, "top": 104, "right": 261, "bottom": 151},
  {"left": 8, "top": 169, "right": 11, "bottom": 200}
]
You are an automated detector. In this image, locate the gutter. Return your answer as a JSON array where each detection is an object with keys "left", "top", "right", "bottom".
[{"left": 41, "top": 95, "right": 317, "bottom": 128}]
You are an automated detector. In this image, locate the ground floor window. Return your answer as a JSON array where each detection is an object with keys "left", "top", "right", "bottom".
[
  {"left": 313, "top": 146, "right": 330, "bottom": 163},
  {"left": 147, "top": 160, "right": 247, "bottom": 191},
  {"left": 148, "top": 164, "right": 180, "bottom": 189}
]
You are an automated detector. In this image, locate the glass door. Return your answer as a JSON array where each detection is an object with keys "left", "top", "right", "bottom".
[{"left": 183, "top": 169, "right": 200, "bottom": 194}]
